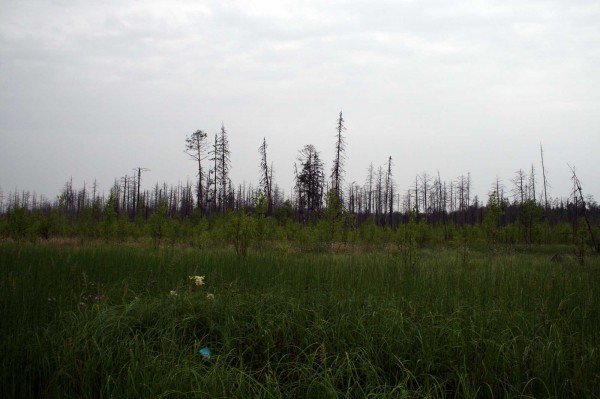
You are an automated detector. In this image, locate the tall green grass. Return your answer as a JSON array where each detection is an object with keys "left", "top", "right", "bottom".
[{"left": 1, "top": 243, "right": 599, "bottom": 398}]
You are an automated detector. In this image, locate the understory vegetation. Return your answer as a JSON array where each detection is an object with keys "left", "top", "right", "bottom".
[{"left": 1, "top": 243, "right": 599, "bottom": 398}]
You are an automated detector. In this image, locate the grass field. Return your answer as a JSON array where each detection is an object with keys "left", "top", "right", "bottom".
[{"left": 1, "top": 242, "right": 599, "bottom": 398}]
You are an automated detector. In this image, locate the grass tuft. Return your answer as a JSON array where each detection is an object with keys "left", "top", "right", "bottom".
[{"left": 1, "top": 243, "right": 599, "bottom": 397}]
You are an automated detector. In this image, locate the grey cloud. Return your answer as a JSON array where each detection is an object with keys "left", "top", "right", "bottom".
[{"left": 1, "top": 0, "right": 599, "bottom": 199}]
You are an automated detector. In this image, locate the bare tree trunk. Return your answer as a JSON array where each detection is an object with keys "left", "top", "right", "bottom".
[
  {"left": 540, "top": 144, "right": 549, "bottom": 215},
  {"left": 366, "top": 163, "right": 374, "bottom": 216},
  {"left": 414, "top": 176, "right": 419, "bottom": 222},
  {"left": 331, "top": 111, "right": 346, "bottom": 203},
  {"left": 570, "top": 166, "right": 599, "bottom": 253},
  {"left": 386, "top": 157, "right": 393, "bottom": 227},
  {"left": 259, "top": 138, "right": 273, "bottom": 216}
]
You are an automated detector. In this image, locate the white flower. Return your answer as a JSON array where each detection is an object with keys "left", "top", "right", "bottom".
[
  {"left": 189, "top": 275, "right": 205, "bottom": 286},
  {"left": 206, "top": 293, "right": 215, "bottom": 300},
  {"left": 169, "top": 290, "right": 178, "bottom": 297}
]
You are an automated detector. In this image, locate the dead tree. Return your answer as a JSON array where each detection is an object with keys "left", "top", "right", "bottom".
[
  {"left": 258, "top": 137, "right": 273, "bottom": 216},
  {"left": 529, "top": 164, "right": 536, "bottom": 203},
  {"left": 512, "top": 169, "right": 527, "bottom": 205},
  {"left": 217, "top": 124, "right": 232, "bottom": 213},
  {"left": 375, "top": 166, "right": 384, "bottom": 224},
  {"left": 420, "top": 172, "right": 431, "bottom": 223},
  {"left": 133, "top": 167, "right": 149, "bottom": 217},
  {"left": 365, "top": 163, "right": 374, "bottom": 217},
  {"left": 540, "top": 144, "right": 550, "bottom": 214},
  {"left": 331, "top": 111, "right": 346, "bottom": 204},
  {"left": 185, "top": 129, "right": 208, "bottom": 213},
  {"left": 570, "top": 165, "right": 599, "bottom": 253},
  {"left": 385, "top": 156, "right": 394, "bottom": 227},
  {"left": 414, "top": 175, "right": 420, "bottom": 222}
]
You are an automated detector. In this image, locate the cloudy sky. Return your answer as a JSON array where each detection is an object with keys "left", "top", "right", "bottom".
[{"left": 1, "top": 0, "right": 599, "bottom": 204}]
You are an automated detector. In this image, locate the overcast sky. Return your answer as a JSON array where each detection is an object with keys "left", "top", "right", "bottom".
[{"left": 1, "top": 0, "right": 599, "bottom": 205}]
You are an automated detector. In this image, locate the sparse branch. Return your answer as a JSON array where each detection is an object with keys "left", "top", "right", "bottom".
[
  {"left": 540, "top": 144, "right": 550, "bottom": 214},
  {"left": 569, "top": 164, "right": 599, "bottom": 253},
  {"left": 133, "top": 167, "right": 150, "bottom": 216},
  {"left": 259, "top": 137, "right": 273, "bottom": 216},
  {"left": 331, "top": 110, "right": 346, "bottom": 203},
  {"left": 185, "top": 129, "right": 208, "bottom": 213}
]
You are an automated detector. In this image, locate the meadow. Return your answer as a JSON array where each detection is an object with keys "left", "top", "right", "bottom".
[{"left": 1, "top": 242, "right": 599, "bottom": 398}]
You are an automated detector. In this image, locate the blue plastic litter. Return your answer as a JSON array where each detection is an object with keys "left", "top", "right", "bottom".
[{"left": 199, "top": 347, "right": 211, "bottom": 359}]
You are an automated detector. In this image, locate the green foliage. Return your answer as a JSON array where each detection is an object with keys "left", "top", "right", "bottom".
[
  {"left": 4, "top": 205, "right": 30, "bottom": 240},
  {"left": 576, "top": 218, "right": 591, "bottom": 263},
  {"left": 76, "top": 204, "right": 97, "bottom": 241},
  {"left": 483, "top": 191, "right": 504, "bottom": 248},
  {"left": 520, "top": 199, "right": 544, "bottom": 245},
  {"left": 1, "top": 196, "right": 598, "bottom": 253},
  {"left": 396, "top": 211, "right": 420, "bottom": 266},
  {"left": 0, "top": 208, "right": 53, "bottom": 242},
  {"left": 101, "top": 194, "right": 117, "bottom": 240},
  {"left": 295, "top": 223, "right": 326, "bottom": 252},
  {"left": 148, "top": 200, "right": 168, "bottom": 247},
  {"left": 549, "top": 223, "right": 573, "bottom": 244},
  {"left": 253, "top": 192, "right": 273, "bottom": 253},
  {"left": 357, "top": 217, "right": 382, "bottom": 246},
  {"left": 226, "top": 210, "right": 256, "bottom": 258},
  {"left": 275, "top": 199, "right": 293, "bottom": 224},
  {"left": 2, "top": 244, "right": 600, "bottom": 398},
  {"left": 33, "top": 212, "right": 52, "bottom": 240},
  {"left": 323, "top": 188, "right": 345, "bottom": 245}
]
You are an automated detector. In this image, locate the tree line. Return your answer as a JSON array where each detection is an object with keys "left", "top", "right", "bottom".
[{"left": 1, "top": 112, "right": 599, "bottom": 251}]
